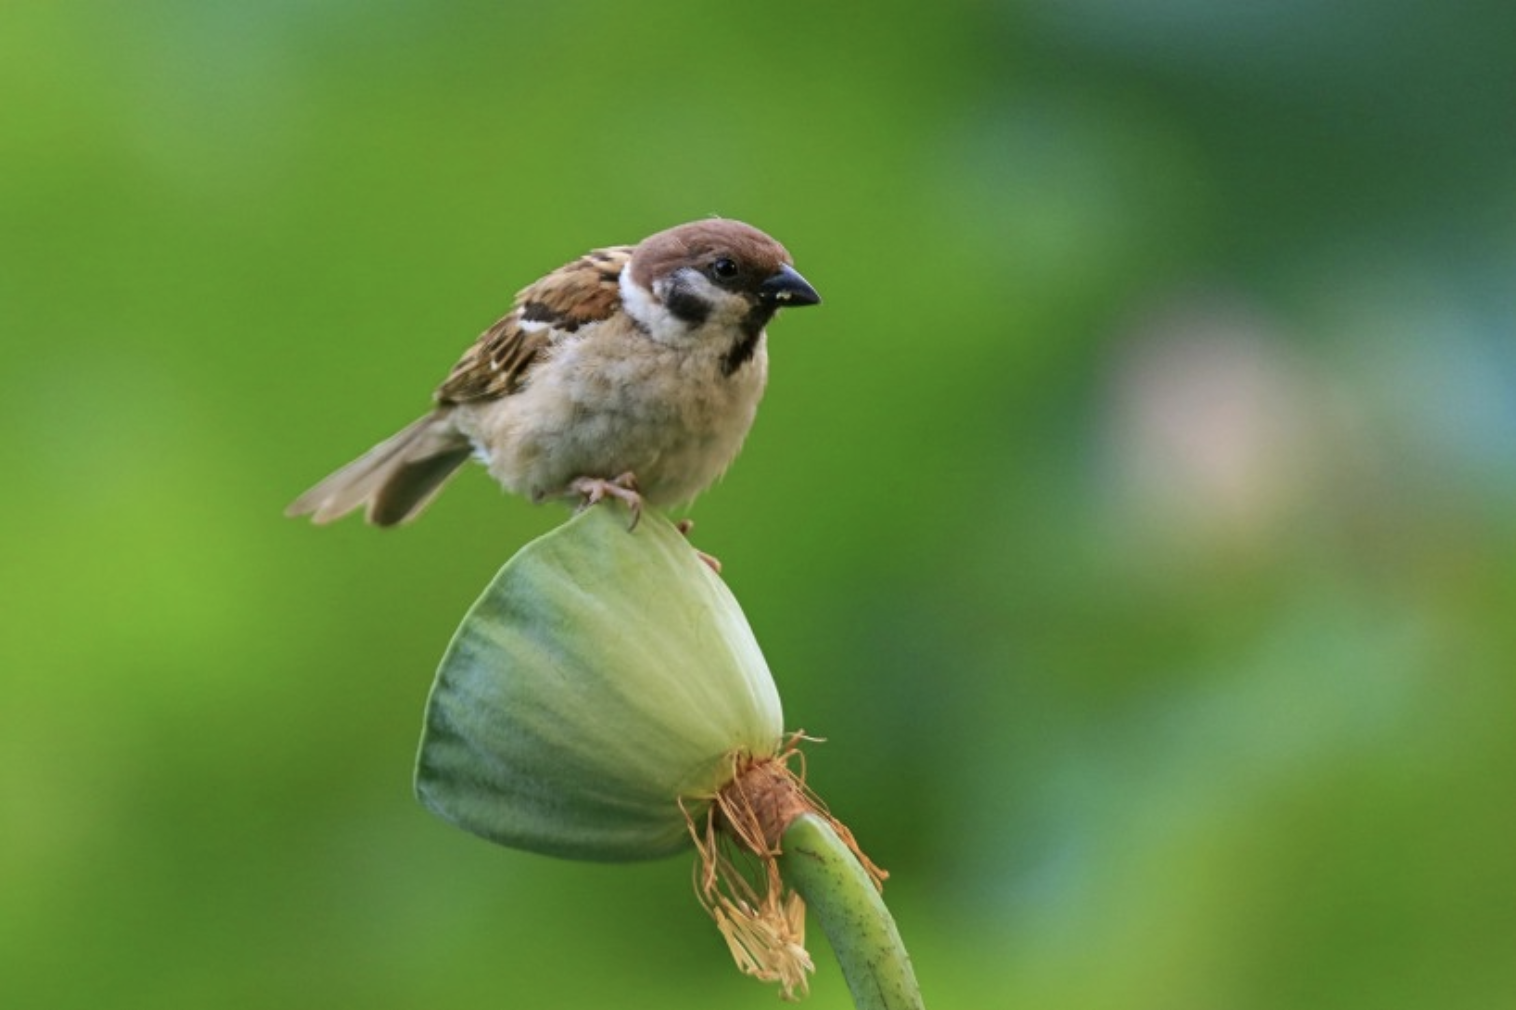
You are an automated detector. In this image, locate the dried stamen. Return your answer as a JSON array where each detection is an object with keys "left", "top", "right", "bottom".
[{"left": 680, "top": 736, "right": 887, "bottom": 999}]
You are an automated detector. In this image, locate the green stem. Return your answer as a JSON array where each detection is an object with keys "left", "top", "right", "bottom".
[{"left": 778, "top": 813, "right": 925, "bottom": 1010}]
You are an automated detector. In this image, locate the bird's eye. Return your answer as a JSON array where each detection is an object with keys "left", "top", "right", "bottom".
[{"left": 711, "top": 257, "right": 739, "bottom": 281}]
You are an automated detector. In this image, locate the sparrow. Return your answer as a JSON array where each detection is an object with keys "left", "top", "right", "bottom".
[{"left": 285, "top": 218, "right": 820, "bottom": 531}]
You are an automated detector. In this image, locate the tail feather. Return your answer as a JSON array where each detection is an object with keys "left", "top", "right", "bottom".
[{"left": 286, "top": 411, "right": 474, "bottom": 527}]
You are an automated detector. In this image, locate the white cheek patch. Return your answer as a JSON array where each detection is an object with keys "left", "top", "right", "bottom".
[
  {"left": 620, "top": 264, "right": 748, "bottom": 345},
  {"left": 680, "top": 270, "right": 724, "bottom": 302},
  {"left": 618, "top": 266, "right": 663, "bottom": 331}
]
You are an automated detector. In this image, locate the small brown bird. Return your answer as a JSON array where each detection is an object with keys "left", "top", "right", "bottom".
[{"left": 286, "top": 219, "right": 820, "bottom": 530}]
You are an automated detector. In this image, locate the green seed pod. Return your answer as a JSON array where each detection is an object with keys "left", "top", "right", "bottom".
[{"left": 415, "top": 505, "right": 785, "bottom": 861}]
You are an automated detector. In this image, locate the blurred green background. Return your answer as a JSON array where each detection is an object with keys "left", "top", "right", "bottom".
[{"left": 5, "top": 1, "right": 1515, "bottom": 1007}]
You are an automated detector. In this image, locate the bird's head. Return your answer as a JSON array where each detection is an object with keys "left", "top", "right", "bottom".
[{"left": 622, "top": 219, "right": 820, "bottom": 346}]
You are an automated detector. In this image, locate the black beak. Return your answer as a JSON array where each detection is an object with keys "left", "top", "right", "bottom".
[{"left": 758, "top": 263, "right": 821, "bottom": 308}]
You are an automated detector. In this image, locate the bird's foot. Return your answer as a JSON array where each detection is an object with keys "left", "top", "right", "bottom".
[
  {"left": 673, "top": 518, "right": 722, "bottom": 573},
  {"left": 571, "top": 472, "right": 643, "bottom": 530}
]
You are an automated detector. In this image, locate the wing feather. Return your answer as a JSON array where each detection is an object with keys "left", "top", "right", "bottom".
[{"left": 435, "top": 245, "right": 632, "bottom": 405}]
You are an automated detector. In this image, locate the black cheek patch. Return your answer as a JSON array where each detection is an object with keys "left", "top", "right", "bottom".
[{"left": 664, "top": 284, "right": 712, "bottom": 327}]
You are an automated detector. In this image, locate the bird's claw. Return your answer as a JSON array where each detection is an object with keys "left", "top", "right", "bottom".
[
  {"left": 571, "top": 472, "right": 643, "bottom": 530},
  {"left": 673, "top": 518, "right": 721, "bottom": 572},
  {"left": 571, "top": 480, "right": 718, "bottom": 569}
]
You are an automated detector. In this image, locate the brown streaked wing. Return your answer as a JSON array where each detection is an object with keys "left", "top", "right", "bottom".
[{"left": 434, "top": 245, "right": 632, "bottom": 405}]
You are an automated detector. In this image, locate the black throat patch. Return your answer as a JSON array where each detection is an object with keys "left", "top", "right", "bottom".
[{"left": 720, "top": 304, "right": 777, "bottom": 377}]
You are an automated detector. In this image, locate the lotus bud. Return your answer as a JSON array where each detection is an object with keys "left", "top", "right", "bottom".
[{"left": 415, "top": 504, "right": 784, "bottom": 861}]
